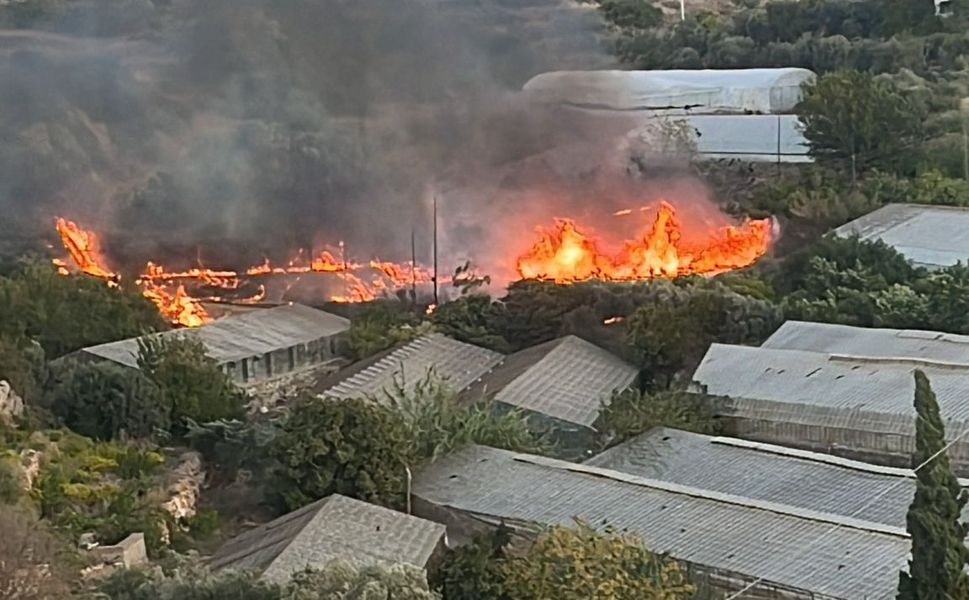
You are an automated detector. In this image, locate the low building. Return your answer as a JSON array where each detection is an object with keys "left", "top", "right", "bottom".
[
  {"left": 692, "top": 342, "right": 969, "bottom": 470},
  {"left": 587, "top": 427, "right": 969, "bottom": 529},
  {"left": 462, "top": 336, "right": 638, "bottom": 454},
  {"left": 319, "top": 333, "right": 503, "bottom": 400},
  {"left": 413, "top": 445, "right": 909, "bottom": 600},
  {"left": 72, "top": 303, "right": 350, "bottom": 387},
  {"left": 207, "top": 494, "right": 446, "bottom": 584},
  {"left": 832, "top": 203, "right": 969, "bottom": 269}
]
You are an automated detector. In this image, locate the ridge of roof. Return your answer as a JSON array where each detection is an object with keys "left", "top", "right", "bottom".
[{"left": 510, "top": 450, "right": 908, "bottom": 538}]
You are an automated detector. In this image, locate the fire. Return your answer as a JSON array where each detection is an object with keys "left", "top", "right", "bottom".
[
  {"left": 330, "top": 273, "right": 377, "bottom": 303},
  {"left": 140, "top": 283, "right": 209, "bottom": 328},
  {"left": 517, "top": 201, "right": 770, "bottom": 283},
  {"left": 55, "top": 218, "right": 119, "bottom": 283}
]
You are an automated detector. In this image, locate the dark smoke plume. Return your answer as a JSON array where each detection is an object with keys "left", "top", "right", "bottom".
[{"left": 0, "top": 0, "right": 617, "bottom": 273}]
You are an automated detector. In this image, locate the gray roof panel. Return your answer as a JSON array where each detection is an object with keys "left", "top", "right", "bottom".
[
  {"left": 469, "top": 336, "right": 638, "bottom": 427},
  {"left": 833, "top": 203, "right": 969, "bottom": 268},
  {"left": 694, "top": 344, "right": 969, "bottom": 436},
  {"left": 764, "top": 321, "right": 969, "bottom": 365},
  {"left": 322, "top": 334, "right": 504, "bottom": 400},
  {"left": 209, "top": 494, "right": 445, "bottom": 584},
  {"left": 414, "top": 445, "right": 909, "bottom": 600},
  {"left": 586, "top": 427, "right": 969, "bottom": 529},
  {"left": 82, "top": 304, "right": 350, "bottom": 368}
]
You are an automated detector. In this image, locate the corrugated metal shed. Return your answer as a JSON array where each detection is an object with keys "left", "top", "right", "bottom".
[
  {"left": 81, "top": 304, "right": 350, "bottom": 369},
  {"left": 208, "top": 494, "right": 445, "bottom": 584},
  {"left": 464, "top": 335, "right": 638, "bottom": 428},
  {"left": 321, "top": 333, "right": 503, "bottom": 400},
  {"left": 587, "top": 427, "right": 969, "bottom": 529},
  {"left": 414, "top": 445, "right": 909, "bottom": 600},
  {"left": 693, "top": 344, "right": 969, "bottom": 437},
  {"left": 833, "top": 203, "right": 969, "bottom": 268},
  {"left": 764, "top": 321, "right": 969, "bottom": 364}
]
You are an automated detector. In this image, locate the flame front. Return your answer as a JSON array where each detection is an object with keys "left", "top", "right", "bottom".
[
  {"left": 55, "top": 218, "right": 118, "bottom": 283},
  {"left": 517, "top": 201, "right": 771, "bottom": 283}
]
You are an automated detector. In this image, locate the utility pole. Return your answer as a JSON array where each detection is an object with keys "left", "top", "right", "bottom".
[
  {"left": 432, "top": 194, "right": 439, "bottom": 306},
  {"left": 410, "top": 229, "right": 418, "bottom": 305},
  {"left": 340, "top": 240, "right": 347, "bottom": 299},
  {"left": 679, "top": 0, "right": 685, "bottom": 21},
  {"left": 961, "top": 98, "right": 969, "bottom": 180}
]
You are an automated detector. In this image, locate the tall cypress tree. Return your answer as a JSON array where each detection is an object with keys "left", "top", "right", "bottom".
[{"left": 898, "top": 370, "right": 969, "bottom": 600}]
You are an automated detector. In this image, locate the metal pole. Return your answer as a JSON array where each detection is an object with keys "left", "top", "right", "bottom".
[
  {"left": 679, "top": 0, "right": 685, "bottom": 21},
  {"left": 776, "top": 114, "right": 781, "bottom": 175},
  {"left": 432, "top": 195, "right": 439, "bottom": 306},
  {"left": 411, "top": 229, "right": 417, "bottom": 305},
  {"left": 340, "top": 240, "right": 347, "bottom": 299}
]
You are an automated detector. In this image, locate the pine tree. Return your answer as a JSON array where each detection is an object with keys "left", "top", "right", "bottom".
[{"left": 898, "top": 370, "right": 969, "bottom": 600}]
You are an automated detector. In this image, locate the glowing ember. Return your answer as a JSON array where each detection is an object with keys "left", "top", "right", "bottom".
[
  {"left": 517, "top": 201, "right": 771, "bottom": 283},
  {"left": 603, "top": 316, "right": 624, "bottom": 325}
]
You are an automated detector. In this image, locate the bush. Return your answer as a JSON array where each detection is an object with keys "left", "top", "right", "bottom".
[
  {"left": 46, "top": 362, "right": 169, "bottom": 441},
  {"left": 596, "top": 389, "right": 722, "bottom": 446},
  {"left": 270, "top": 396, "right": 415, "bottom": 510},
  {"left": 137, "top": 335, "right": 246, "bottom": 427}
]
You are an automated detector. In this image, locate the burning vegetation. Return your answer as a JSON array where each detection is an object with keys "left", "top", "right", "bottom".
[
  {"left": 516, "top": 202, "right": 772, "bottom": 283},
  {"left": 54, "top": 201, "right": 771, "bottom": 328}
]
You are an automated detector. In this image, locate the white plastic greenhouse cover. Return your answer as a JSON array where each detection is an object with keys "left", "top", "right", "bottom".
[{"left": 523, "top": 68, "right": 817, "bottom": 114}]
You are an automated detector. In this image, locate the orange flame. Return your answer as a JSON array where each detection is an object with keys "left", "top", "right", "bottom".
[
  {"left": 517, "top": 201, "right": 770, "bottom": 283},
  {"left": 55, "top": 218, "right": 119, "bottom": 283}
]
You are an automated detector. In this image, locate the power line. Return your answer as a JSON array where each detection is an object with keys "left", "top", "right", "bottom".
[{"left": 725, "top": 419, "right": 969, "bottom": 600}]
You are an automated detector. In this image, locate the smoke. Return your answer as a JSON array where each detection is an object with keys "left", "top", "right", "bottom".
[{"left": 0, "top": 0, "right": 622, "bottom": 272}]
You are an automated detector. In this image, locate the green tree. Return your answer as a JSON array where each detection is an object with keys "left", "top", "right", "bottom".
[
  {"left": 433, "top": 527, "right": 511, "bottom": 600},
  {"left": 381, "top": 372, "right": 548, "bottom": 461},
  {"left": 797, "top": 70, "right": 927, "bottom": 179},
  {"left": 137, "top": 335, "right": 246, "bottom": 427},
  {"left": 46, "top": 362, "right": 169, "bottom": 441},
  {"left": 286, "top": 561, "right": 439, "bottom": 600},
  {"left": 897, "top": 370, "right": 969, "bottom": 600},
  {"left": 0, "top": 335, "right": 45, "bottom": 404},
  {"left": 97, "top": 564, "right": 280, "bottom": 600},
  {"left": 0, "top": 261, "right": 165, "bottom": 358},
  {"left": 596, "top": 389, "right": 722, "bottom": 446},
  {"left": 597, "top": 0, "right": 664, "bottom": 29},
  {"left": 270, "top": 396, "right": 415, "bottom": 510},
  {"left": 500, "top": 520, "right": 693, "bottom": 600},
  {"left": 431, "top": 295, "right": 511, "bottom": 353},
  {"left": 346, "top": 301, "right": 425, "bottom": 359}
]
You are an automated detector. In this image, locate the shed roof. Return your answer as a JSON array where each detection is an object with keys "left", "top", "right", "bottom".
[
  {"left": 523, "top": 68, "right": 815, "bottom": 114},
  {"left": 832, "top": 203, "right": 969, "bottom": 268},
  {"left": 693, "top": 344, "right": 969, "bottom": 436},
  {"left": 587, "top": 427, "right": 969, "bottom": 529},
  {"left": 207, "top": 494, "right": 445, "bottom": 584},
  {"left": 464, "top": 335, "right": 638, "bottom": 428},
  {"left": 764, "top": 320, "right": 969, "bottom": 365},
  {"left": 321, "top": 333, "right": 503, "bottom": 400},
  {"left": 81, "top": 304, "right": 350, "bottom": 368},
  {"left": 414, "top": 445, "right": 908, "bottom": 600}
]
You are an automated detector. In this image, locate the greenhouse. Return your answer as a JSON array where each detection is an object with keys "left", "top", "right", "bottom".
[
  {"left": 522, "top": 68, "right": 816, "bottom": 115},
  {"left": 692, "top": 343, "right": 969, "bottom": 472}
]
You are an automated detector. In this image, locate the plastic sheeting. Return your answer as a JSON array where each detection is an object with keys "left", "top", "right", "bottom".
[{"left": 523, "top": 68, "right": 816, "bottom": 114}]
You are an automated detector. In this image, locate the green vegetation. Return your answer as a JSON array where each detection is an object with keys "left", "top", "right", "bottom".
[
  {"left": 273, "top": 374, "right": 547, "bottom": 510},
  {"left": 898, "top": 371, "right": 969, "bottom": 600},
  {"left": 0, "top": 261, "right": 165, "bottom": 359},
  {"left": 98, "top": 559, "right": 439, "bottom": 600},
  {"left": 434, "top": 520, "right": 693, "bottom": 600},
  {"left": 137, "top": 335, "right": 247, "bottom": 427},
  {"left": 46, "top": 362, "right": 168, "bottom": 441},
  {"left": 596, "top": 389, "right": 722, "bottom": 446}
]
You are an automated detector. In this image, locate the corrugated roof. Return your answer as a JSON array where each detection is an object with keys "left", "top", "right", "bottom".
[
  {"left": 693, "top": 344, "right": 969, "bottom": 436},
  {"left": 464, "top": 336, "right": 638, "bottom": 428},
  {"left": 81, "top": 304, "right": 350, "bottom": 368},
  {"left": 321, "top": 333, "right": 503, "bottom": 400},
  {"left": 414, "top": 445, "right": 909, "bottom": 600},
  {"left": 586, "top": 427, "right": 969, "bottom": 529},
  {"left": 208, "top": 494, "right": 445, "bottom": 584},
  {"left": 764, "top": 320, "right": 969, "bottom": 365},
  {"left": 833, "top": 203, "right": 969, "bottom": 268}
]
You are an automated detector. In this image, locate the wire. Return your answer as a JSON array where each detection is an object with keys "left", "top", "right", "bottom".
[{"left": 724, "top": 419, "right": 969, "bottom": 600}]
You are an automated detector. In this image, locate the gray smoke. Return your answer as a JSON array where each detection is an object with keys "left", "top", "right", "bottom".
[{"left": 0, "top": 0, "right": 618, "bottom": 272}]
